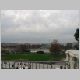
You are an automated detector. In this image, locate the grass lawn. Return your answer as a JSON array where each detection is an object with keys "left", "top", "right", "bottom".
[{"left": 1, "top": 52, "right": 66, "bottom": 61}]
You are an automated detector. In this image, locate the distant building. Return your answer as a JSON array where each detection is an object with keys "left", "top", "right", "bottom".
[
  {"left": 1, "top": 43, "right": 50, "bottom": 54},
  {"left": 1, "top": 43, "right": 17, "bottom": 54},
  {"left": 65, "top": 43, "right": 73, "bottom": 50}
]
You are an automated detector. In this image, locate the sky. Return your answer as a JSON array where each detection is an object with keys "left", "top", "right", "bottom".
[{"left": 1, "top": 10, "right": 80, "bottom": 43}]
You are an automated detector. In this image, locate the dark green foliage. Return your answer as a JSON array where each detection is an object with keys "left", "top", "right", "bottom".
[
  {"left": 74, "top": 28, "right": 79, "bottom": 50},
  {"left": 74, "top": 28, "right": 79, "bottom": 41},
  {"left": 37, "top": 51, "right": 44, "bottom": 54}
]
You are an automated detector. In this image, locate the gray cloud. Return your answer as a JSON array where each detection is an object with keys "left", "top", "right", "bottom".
[{"left": 1, "top": 10, "right": 79, "bottom": 43}]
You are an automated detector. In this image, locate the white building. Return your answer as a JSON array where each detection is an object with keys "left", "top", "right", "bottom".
[{"left": 65, "top": 50, "right": 79, "bottom": 69}]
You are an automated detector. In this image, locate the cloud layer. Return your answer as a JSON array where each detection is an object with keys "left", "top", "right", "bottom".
[{"left": 1, "top": 10, "right": 79, "bottom": 43}]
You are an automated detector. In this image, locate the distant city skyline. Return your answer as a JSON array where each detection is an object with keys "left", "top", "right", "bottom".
[{"left": 1, "top": 10, "right": 79, "bottom": 43}]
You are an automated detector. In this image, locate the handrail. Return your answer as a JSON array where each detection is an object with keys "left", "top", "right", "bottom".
[{"left": 1, "top": 61, "right": 69, "bottom": 69}]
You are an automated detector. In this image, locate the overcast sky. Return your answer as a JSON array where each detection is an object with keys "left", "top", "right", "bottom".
[{"left": 1, "top": 10, "right": 79, "bottom": 43}]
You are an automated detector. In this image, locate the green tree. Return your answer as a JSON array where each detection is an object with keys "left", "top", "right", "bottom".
[
  {"left": 74, "top": 28, "right": 79, "bottom": 50},
  {"left": 74, "top": 28, "right": 79, "bottom": 42}
]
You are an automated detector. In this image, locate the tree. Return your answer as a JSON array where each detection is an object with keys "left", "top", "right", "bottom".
[
  {"left": 74, "top": 28, "right": 79, "bottom": 50},
  {"left": 16, "top": 44, "right": 27, "bottom": 52},
  {"left": 74, "top": 28, "right": 79, "bottom": 42},
  {"left": 21, "top": 45, "right": 27, "bottom": 52},
  {"left": 49, "top": 40, "right": 62, "bottom": 54}
]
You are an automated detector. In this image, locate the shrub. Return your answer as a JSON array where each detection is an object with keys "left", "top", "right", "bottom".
[
  {"left": 37, "top": 51, "right": 44, "bottom": 54},
  {"left": 26, "top": 49, "right": 31, "bottom": 52}
]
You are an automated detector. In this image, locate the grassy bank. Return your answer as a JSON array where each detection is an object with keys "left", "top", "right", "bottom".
[{"left": 1, "top": 52, "right": 66, "bottom": 61}]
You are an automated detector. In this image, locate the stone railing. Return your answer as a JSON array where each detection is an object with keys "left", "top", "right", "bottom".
[{"left": 1, "top": 61, "right": 69, "bottom": 69}]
